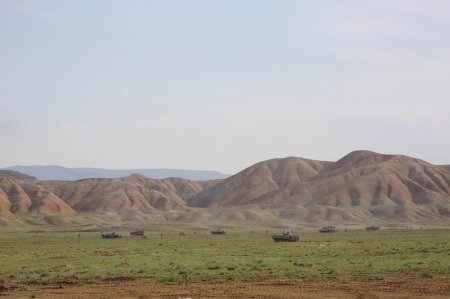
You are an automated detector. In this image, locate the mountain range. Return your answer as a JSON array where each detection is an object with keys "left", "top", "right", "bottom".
[
  {"left": 1, "top": 150, "right": 449, "bottom": 225},
  {"left": 1, "top": 165, "right": 229, "bottom": 181}
]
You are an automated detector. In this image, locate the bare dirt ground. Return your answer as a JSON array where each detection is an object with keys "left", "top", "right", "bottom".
[{"left": 2, "top": 275, "right": 450, "bottom": 299}]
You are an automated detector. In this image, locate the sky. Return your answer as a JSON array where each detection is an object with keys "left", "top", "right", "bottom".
[{"left": 1, "top": 0, "right": 449, "bottom": 174}]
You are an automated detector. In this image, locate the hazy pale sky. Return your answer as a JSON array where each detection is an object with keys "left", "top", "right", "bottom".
[{"left": 1, "top": 0, "right": 449, "bottom": 173}]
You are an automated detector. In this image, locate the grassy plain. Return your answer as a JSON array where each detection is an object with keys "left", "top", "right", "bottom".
[{"left": 1, "top": 228, "right": 450, "bottom": 284}]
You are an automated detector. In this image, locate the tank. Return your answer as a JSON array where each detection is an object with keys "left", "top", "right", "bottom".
[
  {"left": 271, "top": 230, "right": 299, "bottom": 242},
  {"left": 319, "top": 225, "right": 336, "bottom": 233},
  {"left": 210, "top": 228, "right": 227, "bottom": 235},
  {"left": 101, "top": 232, "right": 122, "bottom": 239},
  {"left": 365, "top": 225, "right": 379, "bottom": 231},
  {"left": 130, "top": 230, "right": 145, "bottom": 238}
]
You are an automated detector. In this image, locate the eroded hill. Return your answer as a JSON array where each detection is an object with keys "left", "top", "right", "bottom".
[
  {"left": 1, "top": 151, "right": 449, "bottom": 223},
  {"left": 0, "top": 177, "right": 74, "bottom": 214},
  {"left": 189, "top": 151, "right": 450, "bottom": 221},
  {"left": 37, "top": 174, "right": 218, "bottom": 212}
]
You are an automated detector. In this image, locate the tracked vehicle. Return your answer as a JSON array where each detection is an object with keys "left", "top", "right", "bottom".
[
  {"left": 210, "top": 228, "right": 227, "bottom": 235},
  {"left": 271, "top": 230, "right": 299, "bottom": 242},
  {"left": 319, "top": 225, "right": 336, "bottom": 233},
  {"left": 101, "top": 232, "right": 122, "bottom": 239},
  {"left": 365, "top": 225, "right": 379, "bottom": 231}
]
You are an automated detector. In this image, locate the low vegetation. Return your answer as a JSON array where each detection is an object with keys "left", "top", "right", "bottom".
[{"left": 1, "top": 228, "right": 450, "bottom": 283}]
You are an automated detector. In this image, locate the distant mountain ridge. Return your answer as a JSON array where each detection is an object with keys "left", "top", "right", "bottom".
[{"left": 2, "top": 165, "right": 229, "bottom": 181}]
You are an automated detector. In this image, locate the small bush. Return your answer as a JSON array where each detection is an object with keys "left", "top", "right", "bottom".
[
  {"left": 294, "top": 262, "right": 312, "bottom": 267},
  {"left": 157, "top": 275, "right": 176, "bottom": 283}
]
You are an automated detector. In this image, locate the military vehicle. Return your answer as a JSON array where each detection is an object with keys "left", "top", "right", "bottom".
[
  {"left": 130, "top": 230, "right": 145, "bottom": 238},
  {"left": 210, "top": 228, "right": 227, "bottom": 235},
  {"left": 101, "top": 232, "right": 122, "bottom": 239},
  {"left": 319, "top": 225, "right": 336, "bottom": 233},
  {"left": 271, "top": 230, "right": 299, "bottom": 242},
  {"left": 365, "top": 225, "right": 380, "bottom": 231}
]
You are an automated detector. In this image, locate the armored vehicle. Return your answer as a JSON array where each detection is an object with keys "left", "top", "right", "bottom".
[
  {"left": 130, "top": 230, "right": 145, "bottom": 238},
  {"left": 365, "top": 225, "right": 380, "bottom": 231},
  {"left": 101, "top": 232, "right": 122, "bottom": 239},
  {"left": 271, "top": 230, "right": 299, "bottom": 242},
  {"left": 210, "top": 228, "right": 227, "bottom": 235},
  {"left": 319, "top": 225, "right": 336, "bottom": 233}
]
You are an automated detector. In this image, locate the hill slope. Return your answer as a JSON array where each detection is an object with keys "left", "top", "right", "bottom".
[
  {"left": 1, "top": 151, "right": 449, "bottom": 223},
  {"left": 189, "top": 151, "right": 450, "bottom": 221},
  {"left": 38, "top": 174, "right": 217, "bottom": 212},
  {"left": 0, "top": 170, "right": 37, "bottom": 183},
  {"left": 188, "top": 157, "right": 331, "bottom": 207},
  {"left": 0, "top": 177, "right": 74, "bottom": 214}
]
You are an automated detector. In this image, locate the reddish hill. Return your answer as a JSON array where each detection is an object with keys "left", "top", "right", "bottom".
[
  {"left": 188, "top": 157, "right": 331, "bottom": 207},
  {"left": 1, "top": 151, "right": 449, "bottom": 223},
  {"left": 0, "top": 177, "right": 74, "bottom": 214},
  {"left": 38, "top": 174, "right": 217, "bottom": 212},
  {"left": 0, "top": 170, "right": 37, "bottom": 183},
  {"left": 188, "top": 151, "right": 450, "bottom": 220},
  {"left": 326, "top": 150, "right": 424, "bottom": 172}
]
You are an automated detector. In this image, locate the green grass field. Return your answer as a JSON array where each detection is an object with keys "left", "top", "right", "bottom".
[{"left": 1, "top": 228, "right": 449, "bottom": 283}]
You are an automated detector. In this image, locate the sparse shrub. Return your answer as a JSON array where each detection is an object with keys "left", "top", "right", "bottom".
[
  {"left": 207, "top": 264, "right": 220, "bottom": 270},
  {"left": 226, "top": 265, "right": 237, "bottom": 271},
  {"left": 157, "top": 275, "right": 176, "bottom": 282},
  {"left": 251, "top": 266, "right": 261, "bottom": 271},
  {"left": 250, "top": 272, "right": 261, "bottom": 280},
  {"left": 294, "top": 261, "right": 312, "bottom": 267},
  {"left": 422, "top": 271, "right": 433, "bottom": 278}
]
